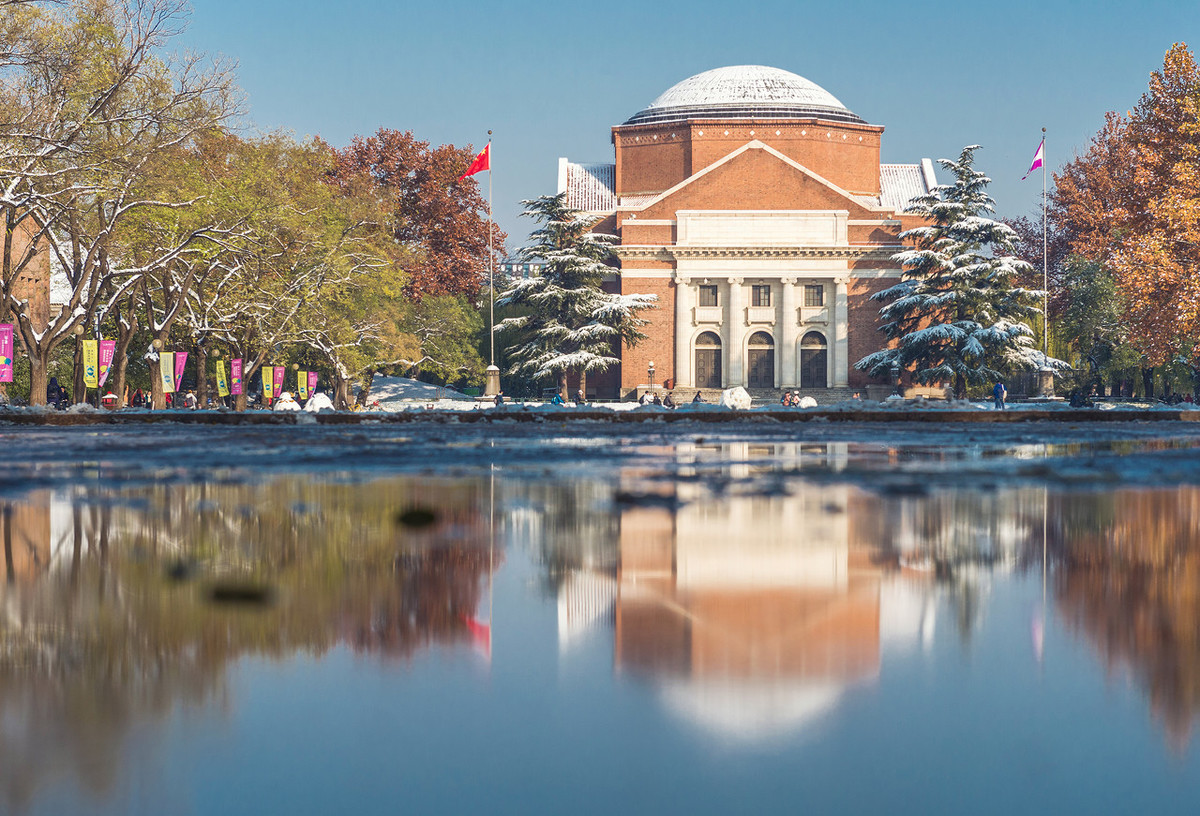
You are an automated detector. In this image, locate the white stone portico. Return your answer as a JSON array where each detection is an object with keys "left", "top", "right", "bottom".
[{"left": 616, "top": 210, "right": 901, "bottom": 390}]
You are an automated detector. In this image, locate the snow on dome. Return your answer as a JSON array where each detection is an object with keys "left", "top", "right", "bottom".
[{"left": 625, "top": 65, "right": 865, "bottom": 126}]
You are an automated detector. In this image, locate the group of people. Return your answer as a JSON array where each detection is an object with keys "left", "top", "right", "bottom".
[
  {"left": 547, "top": 390, "right": 589, "bottom": 406},
  {"left": 779, "top": 391, "right": 805, "bottom": 407},
  {"left": 638, "top": 390, "right": 678, "bottom": 408}
]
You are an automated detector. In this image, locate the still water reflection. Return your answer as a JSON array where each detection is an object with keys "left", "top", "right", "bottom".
[{"left": 2, "top": 441, "right": 1200, "bottom": 814}]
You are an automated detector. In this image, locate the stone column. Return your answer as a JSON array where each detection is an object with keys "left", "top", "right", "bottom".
[
  {"left": 779, "top": 277, "right": 798, "bottom": 387},
  {"left": 674, "top": 275, "right": 690, "bottom": 387},
  {"left": 725, "top": 277, "right": 744, "bottom": 387},
  {"left": 833, "top": 277, "right": 850, "bottom": 387}
]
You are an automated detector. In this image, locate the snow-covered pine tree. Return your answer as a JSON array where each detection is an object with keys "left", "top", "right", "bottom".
[
  {"left": 856, "top": 145, "right": 1048, "bottom": 398},
  {"left": 497, "top": 193, "right": 657, "bottom": 399}
]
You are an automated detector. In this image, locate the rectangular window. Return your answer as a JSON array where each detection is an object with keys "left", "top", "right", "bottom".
[
  {"left": 698, "top": 285, "right": 719, "bottom": 307},
  {"left": 804, "top": 284, "right": 825, "bottom": 307},
  {"left": 751, "top": 284, "right": 771, "bottom": 307}
]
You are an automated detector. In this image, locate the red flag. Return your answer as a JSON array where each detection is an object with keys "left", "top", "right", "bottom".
[{"left": 459, "top": 143, "right": 490, "bottom": 180}]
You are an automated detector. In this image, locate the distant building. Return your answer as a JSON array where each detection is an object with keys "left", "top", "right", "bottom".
[
  {"left": 3, "top": 219, "right": 51, "bottom": 332},
  {"left": 498, "top": 256, "right": 545, "bottom": 281},
  {"left": 559, "top": 65, "right": 937, "bottom": 398}
]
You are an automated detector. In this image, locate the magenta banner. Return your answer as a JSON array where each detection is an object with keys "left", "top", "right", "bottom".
[
  {"left": 273, "top": 366, "right": 285, "bottom": 395},
  {"left": 98, "top": 340, "right": 116, "bottom": 388},
  {"left": 174, "top": 351, "right": 188, "bottom": 392},
  {"left": 307, "top": 371, "right": 318, "bottom": 393},
  {"left": 231, "top": 358, "right": 243, "bottom": 395},
  {"left": 0, "top": 323, "right": 12, "bottom": 383}
]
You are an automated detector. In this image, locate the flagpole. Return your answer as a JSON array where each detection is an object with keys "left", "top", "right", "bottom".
[
  {"left": 1042, "top": 126, "right": 1048, "bottom": 359},
  {"left": 487, "top": 129, "right": 492, "bottom": 367}
]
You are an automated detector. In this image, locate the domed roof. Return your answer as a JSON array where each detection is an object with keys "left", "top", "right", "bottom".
[{"left": 624, "top": 65, "right": 865, "bottom": 126}]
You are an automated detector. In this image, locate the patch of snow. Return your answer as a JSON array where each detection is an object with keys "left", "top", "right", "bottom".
[
  {"left": 303, "top": 392, "right": 335, "bottom": 413},
  {"left": 362, "top": 376, "right": 475, "bottom": 411},
  {"left": 720, "top": 387, "right": 753, "bottom": 410}
]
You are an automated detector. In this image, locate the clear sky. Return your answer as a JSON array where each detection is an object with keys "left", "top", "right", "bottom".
[{"left": 181, "top": 0, "right": 1199, "bottom": 251}]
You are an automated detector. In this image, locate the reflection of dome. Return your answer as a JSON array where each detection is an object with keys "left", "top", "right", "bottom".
[
  {"left": 660, "top": 679, "right": 843, "bottom": 743},
  {"left": 624, "top": 65, "right": 865, "bottom": 126}
]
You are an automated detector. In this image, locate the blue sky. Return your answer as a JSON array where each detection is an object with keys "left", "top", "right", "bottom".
[{"left": 182, "top": 0, "right": 1198, "bottom": 250}]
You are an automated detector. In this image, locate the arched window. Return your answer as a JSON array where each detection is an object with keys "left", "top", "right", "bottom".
[
  {"left": 747, "top": 332, "right": 775, "bottom": 388},
  {"left": 695, "top": 332, "right": 722, "bottom": 389},
  {"left": 800, "top": 331, "right": 827, "bottom": 389}
]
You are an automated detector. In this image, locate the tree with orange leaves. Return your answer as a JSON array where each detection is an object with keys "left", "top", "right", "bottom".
[{"left": 1053, "top": 44, "right": 1200, "bottom": 369}]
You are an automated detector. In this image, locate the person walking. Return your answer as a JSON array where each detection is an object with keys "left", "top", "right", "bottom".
[{"left": 993, "top": 380, "right": 1007, "bottom": 410}]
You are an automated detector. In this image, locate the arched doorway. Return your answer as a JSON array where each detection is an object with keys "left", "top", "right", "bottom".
[
  {"left": 747, "top": 331, "right": 775, "bottom": 389},
  {"left": 695, "top": 332, "right": 722, "bottom": 389},
  {"left": 800, "top": 331, "right": 827, "bottom": 388}
]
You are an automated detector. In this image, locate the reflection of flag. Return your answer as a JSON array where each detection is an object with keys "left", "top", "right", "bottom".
[
  {"left": 1032, "top": 604, "right": 1045, "bottom": 664},
  {"left": 458, "top": 143, "right": 490, "bottom": 180},
  {"left": 1022, "top": 139, "right": 1044, "bottom": 181},
  {"left": 461, "top": 614, "right": 491, "bottom": 660}
]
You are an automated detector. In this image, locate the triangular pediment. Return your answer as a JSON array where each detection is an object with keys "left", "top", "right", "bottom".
[{"left": 628, "top": 141, "right": 885, "bottom": 220}]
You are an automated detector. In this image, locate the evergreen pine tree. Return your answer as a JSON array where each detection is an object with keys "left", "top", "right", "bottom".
[
  {"left": 497, "top": 194, "right": 656, "bottom": 398},
  {"left": 856, "top": 146, "right": 1049, "bottom": 397}
]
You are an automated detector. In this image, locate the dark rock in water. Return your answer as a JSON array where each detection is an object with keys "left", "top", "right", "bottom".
[
  {"left": 396, "top": 507, "right": 439, "bottom": 529},
  {"left": 207, "top": 582, "right": 273, "bottom": 605},
  {"left": 164, "top": 558, "right": 195, "bottom": 583}
]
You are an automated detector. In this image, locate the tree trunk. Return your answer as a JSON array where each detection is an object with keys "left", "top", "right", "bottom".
[
  {"left": 1142, "top": 367, "right": 1155, "bottom": 400},
  {"left": 954, "top": 371, "right": 965, "bottom": 401},
  {"left": 560, "top": 370, "right": 568, "bottom": 402},
  {"left": 195, "top": 344, "right": 208, "bottom": 408},
  {"left": 579, "top": 370, "right": 588, "bottom": 402},
  {"left": 150, "top": 348, "right": 166, "bottom": 409},
  {"left": 72, "top": 339, "right": 86, "bottom": 405},
  {"left": 111, "top": 312, "right": 138, "bottom": 406},
  {"left": 28, "top": 351, "right": 48, "bottom": 407},
  {"left": 354, "top": 371, "right": 375, "bottom": 408},
  {"left": 334, "top": 372, "right": 350, "bottom": 409}
]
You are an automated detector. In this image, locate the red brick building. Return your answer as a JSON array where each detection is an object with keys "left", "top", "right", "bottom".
[{"left": 559, "top": 65, "right": 936, "bottom": 399}]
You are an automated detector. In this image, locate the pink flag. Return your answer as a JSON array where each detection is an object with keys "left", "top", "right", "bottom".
[
  {"left": 174, "top": 352, "right": 188, "bottom": 391},
  {"left": 231, "top": 358, "right": 243, "bottom": 395},
  {"left": 273, "top": 366, "right": 285, "bottom": 395},
  {"left": 1022, "top": 139, "right": 1044, "bottom": 180},
  {"left": 307, "top": 371, "right": 318, "bottom": 393},
  {"left": 0, "top": 323, "right": 12, "bottom": 383},
  {"left": 98, "top": 340, "right": 116, "bottom": 388}
]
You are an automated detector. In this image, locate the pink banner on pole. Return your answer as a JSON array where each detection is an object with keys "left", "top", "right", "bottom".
[
  {"left": 231, "top": 358, "right": 243, "bottom": 395},
  {"left": 174, "top": 351, "right": 188, "bottom": 391},
  {"left": 273, "top": 366, "right": 285, "bottom": 394},
  {"left": 0, "top": 323, "right": 12, "bottom": 383},
  {"left": 97, "top": 340, "right": 116, "bottom": 388},
  {"left": 307, "top": 371, "right": 318, "bottom": 393}
]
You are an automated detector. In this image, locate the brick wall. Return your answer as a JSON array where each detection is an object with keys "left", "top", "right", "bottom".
[
  {"left": 619, "top": 275, "right": 675, "bottom": 395},
  {"left": 847, "top": 277, "right": 892, "bottom": 389}
]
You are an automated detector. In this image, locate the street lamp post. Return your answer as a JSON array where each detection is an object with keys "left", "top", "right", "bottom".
[{"left": 648, "top": 361, "right": 655, "bottom": 393}]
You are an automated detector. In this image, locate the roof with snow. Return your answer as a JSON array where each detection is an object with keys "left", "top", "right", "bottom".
[
  {"left": 557, "top": 159, "right": 617, "bottom": 213},
  {"left": 624, "top": 66, "right": 866, "bottom": 127},
  {"left": 877, "top": 160, "right": 939, "bottom": 210}
]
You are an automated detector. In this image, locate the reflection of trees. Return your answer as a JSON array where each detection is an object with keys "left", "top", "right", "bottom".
[
  {"left": 0, "top": 477, "right": 498, "bottom": 813},
  {"left": 1051, "top": 488, "right": 1200, "bottom": 750}
]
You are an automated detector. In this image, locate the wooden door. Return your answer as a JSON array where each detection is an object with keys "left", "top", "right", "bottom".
[
  {"left": 747, "top": 349, "right": 774, "bottom": 389},
  {"left": 696, "top": 349, "right": 722, "bottom": 389}
]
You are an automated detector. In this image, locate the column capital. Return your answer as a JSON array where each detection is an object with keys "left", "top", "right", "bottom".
[
  {"left": 727, "top": 276, "right": 744, "bottom": 286},
  {"left": 834, "top": 275, "right": 851, "bottom": 287},
  {"left": 781, "top": 277, "right": 798, "bottom": 286}
]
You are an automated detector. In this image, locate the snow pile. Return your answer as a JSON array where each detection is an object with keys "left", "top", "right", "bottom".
[
  {"left": 719, "top": 387, "right": 753, "bottom": 410},
  {"left": 304, "top": 392, "right": 335, "bottom": 413},
  {"left": 66, "top": 403, "right": 102, "bottom": 414},
  {"left": 360, "top": 376, "right": 475, "bottom": 411},
  {"left": 273, "top": 393, "right": 301, "bottom": 411},
  {"left": 797, "top": 396, "right": 818, "bottom": 409}
]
